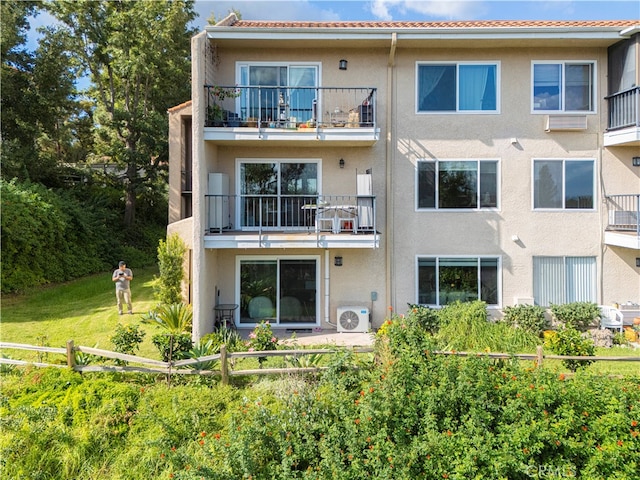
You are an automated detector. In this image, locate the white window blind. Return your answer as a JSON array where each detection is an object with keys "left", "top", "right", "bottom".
[{"left": 533, "top": 256, "right": 596, "bottom": 306}]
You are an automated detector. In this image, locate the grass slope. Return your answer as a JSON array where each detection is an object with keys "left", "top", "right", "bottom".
[{"left": 1, "top": 267, "right": 161, "bottom": 360}]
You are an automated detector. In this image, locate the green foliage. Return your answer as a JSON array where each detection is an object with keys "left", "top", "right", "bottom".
[
  {"left": 545, "top": 326, "right": 596, "bottom": 371},
  {"left": 502, "top": 303, "right": 548, "bottom": 336},
  {"left": 406, "top": 303, "right": 440, "bottom": 333},
  {"left": 550, "top": 302, "right": 600, "bottom": 330},
  {"left": 0, "top": 179, "right": 110, "bottom": 292},
  {"left": 155, "top": 233, "right": 187, "bottom": 304},
  {"left": 151, "top": 333, "right": 193, "bottom": 362},
  {"left": 142, "top": 303, "right": 192, "bottom": 335},
  {"left": 186, "top": 338, "right": 219, "bottom": 370},
  {"left": 110, "top": 323, "right": 146, "bottom": 362},
  {"left": 2, "top": 317, "right": 640, "bottom": 480},
  {"left": 201, "top": 328, "right": 247, "bottom": 354},
  {"left": 247, "top": 321, "right": 279, "bottom": 365}
]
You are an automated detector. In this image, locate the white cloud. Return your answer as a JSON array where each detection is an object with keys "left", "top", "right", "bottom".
[{"left": 370, "top": 0, "right": 487, "bottom": 20}]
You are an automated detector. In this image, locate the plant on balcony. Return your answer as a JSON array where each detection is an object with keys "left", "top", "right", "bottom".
[{"left": 207, "top": 86, "right": 240, "bottom": 126}]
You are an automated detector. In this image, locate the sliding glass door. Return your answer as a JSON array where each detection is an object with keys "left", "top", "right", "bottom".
[
  {"left": 239, "top": 160, "right": 319, "bottom": 229},
  {"left": 239, "top": 256, "right": 318, "bottom": 326}
]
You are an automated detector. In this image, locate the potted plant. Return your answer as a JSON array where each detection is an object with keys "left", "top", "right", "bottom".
[{"left": 206, "top": 85, "right": 240, "bottom": 127}]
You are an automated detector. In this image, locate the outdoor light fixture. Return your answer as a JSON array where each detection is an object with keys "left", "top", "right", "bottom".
[
  {"left": 334, "top": 256, "right": 343, "bottom": 266},
  {"left": 636, "top": 258, "right": 640, "bottom": 268},
  {"left": 339, "top": 59, "right": 348, "bottom": 70},
  {"left": 633, "top": 157, "right": 640, "bottom": 167},
  {"left": 339, "top": 158, "right": 345, "bottom": 169}
]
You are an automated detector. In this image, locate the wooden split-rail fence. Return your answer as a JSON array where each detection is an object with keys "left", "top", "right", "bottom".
[{"left": 1, "top": 341, "right": 638, "bottom": 385}]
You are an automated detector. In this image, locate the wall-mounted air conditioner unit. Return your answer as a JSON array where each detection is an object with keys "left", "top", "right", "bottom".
[
  {"left": 545, "top": 115, "right": 587, "bottom": 131},
  {"left": 336, "top": 306, "right": 370, "bottom": 333}
]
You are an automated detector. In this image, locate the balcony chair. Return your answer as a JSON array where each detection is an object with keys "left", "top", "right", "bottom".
[
  {"left": 599, "top": 305, "right": 624, "bottom": 333},
  {"left": 248, "top": 296, "right": 274, "bottom": 321}
]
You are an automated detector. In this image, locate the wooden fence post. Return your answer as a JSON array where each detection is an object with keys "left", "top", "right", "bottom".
[
  {"left": 220, "top": 344, "right": 228, "bottom": 385},
  {"left": 536, "top": 345, "right": 544, "bottom": 368},
  {"left": 66, "top": 340, "right": 76, "bottom": 369}
]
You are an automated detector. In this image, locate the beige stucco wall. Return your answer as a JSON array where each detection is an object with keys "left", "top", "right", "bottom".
[
  {"left": 389, "top": 44, "right": 636, "bottom": 310},
  {"left": 173, "top": 29, "right": 638, "bottom": 339}
]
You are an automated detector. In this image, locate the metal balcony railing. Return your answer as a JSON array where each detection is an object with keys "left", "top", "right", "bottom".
[
  {"left": 606, "top": 86, "right": 640, "bottom": 131},
  {"left": 204, "top": 86, "right": 376, "bottom": 129},
  {"left": 606, "top": 194, "right": 639, "bottom": 235},
  {"left": 205, "top": 194, "right": 377, "bottom": 235}
]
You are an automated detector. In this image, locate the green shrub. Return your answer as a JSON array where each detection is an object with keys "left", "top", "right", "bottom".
[
  {"left": 544, "top": 326, "right": 596, "bottom": 371},
  {"left": 406, "top": 303, "right": 440, "bottom": 334},
  {"left": 154, "top": 233, "right": 187, "bottom": 304},
  {"left": 247, "top": 321, "right": 278, "bottom": 366},
  {"left": 502, "top": 304, "right": 548, "bottom": 336},
  {"left": 151, "top": 333, "right": 193, "bottom": 362},
  {"left": 436, "top": 300, "right": 489, "bottom": 350},
  {"left": 110, "top": 323, "right": 146, "bottom": 357},
  {"left": 201, "top": 328, "right": 246, "bottom": 353},
  {"left": 550, "top": 302, "right": 600, "bottom": 330}
]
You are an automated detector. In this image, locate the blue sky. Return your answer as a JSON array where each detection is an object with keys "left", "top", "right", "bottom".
[{"left": 193, "top": 0, "right": 639, "bottom": 26}]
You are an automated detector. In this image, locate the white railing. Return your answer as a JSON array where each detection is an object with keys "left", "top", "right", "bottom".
[{"left": 606, "top": 194, "right": 640, "bottom": 235}]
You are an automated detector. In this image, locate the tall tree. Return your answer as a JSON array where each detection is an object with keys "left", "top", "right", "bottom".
[{"left": 46, "top": 0, "right": 196, "bottom": 226}]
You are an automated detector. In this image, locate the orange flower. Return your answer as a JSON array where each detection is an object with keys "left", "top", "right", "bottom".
[
  {"left": 632, "top": 420, "right": 638, "bottom": 427},
  {"left": 558, "top": 373, "right": 566, "bottom": 381},
  {"left": 617, "top": 440, "right": 623, "bottom": 446},
  {"left": 355, "top": 418, "right": 361, "bottom": 425},
  {"left": 199, "top": 440, "right": 205, "bottom": 446},
  {"left": 200, "top": 431, "right": 207, "bottom": 437}
]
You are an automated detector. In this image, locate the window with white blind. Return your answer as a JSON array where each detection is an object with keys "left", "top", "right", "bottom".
[{"left": 533, "top": 256, "right": 596, "bottom": 306}]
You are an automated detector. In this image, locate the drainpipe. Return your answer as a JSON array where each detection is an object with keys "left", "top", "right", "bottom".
[
  {"left": 324, "top": 249, "right": 331, "bottom": 326},
  {"left": 386, "top": 33, "right": 397, "bottom": 314}
]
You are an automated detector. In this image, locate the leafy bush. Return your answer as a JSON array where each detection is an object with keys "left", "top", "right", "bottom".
[
  {"left": 151, "top": 333, "right": 193, "bottom": 362},
  {"left": 544, "top": 326, "right": 596, "bottom": 371},
  {"left": 406, "top": 303, "right": 440, "bottom": 333},
  {"left": 550, "top": 302, "right": 600, "bottom": 330},
  {"left": 247, "top": 321, "right": 279, "bottom": 366},
  {"left": 142, "top": 303, "right": 192, "bottom": 335},
  {"left": 110, "top": 323, "right": 146, "bottom": 357},
  {"left": 201, "top": 328, "right": 246, "bottom": 354},
  {"left": 436, "top": 300, "right": 490, "bottom": 350},
  {"left": 154, "top": 233, "right": 187, "bottom": 304},
  {"left": 502, "top": 304, "right": 548, "bottom": 336}
]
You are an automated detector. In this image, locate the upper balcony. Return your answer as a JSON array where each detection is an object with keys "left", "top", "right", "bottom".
[
  {"left": 203, "top": 86, "right": 379, "bottom": 146},
  {"left": 604, "top": 86, "right": 640, "bottom": 147},
  {"left": 203, "top": 194, "right": 379, "bottom": 249},
  {"left": 604, "top": 194, "right": 640, "bottom": 250}
]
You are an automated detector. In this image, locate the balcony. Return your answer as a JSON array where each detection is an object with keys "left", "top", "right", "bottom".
[
  {"left": 203, "top": 86, "right": 379, "bottom": 146},
  {"left": 203, "top": 194, "right": 379, "bottom": 249},
  {"left": 604, "top": 194, "right": 640, "bottom": 250},
  {"left": 604, "top": 86, "right": 640, "bottom": 147}
]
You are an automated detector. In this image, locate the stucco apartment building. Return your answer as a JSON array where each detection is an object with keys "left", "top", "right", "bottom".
[{"left": 167, "top": 15, "right": 640, "bottom": 340}]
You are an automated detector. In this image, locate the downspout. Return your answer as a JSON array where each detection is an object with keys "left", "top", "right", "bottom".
[
  {"left": 386, "top": 33, "right": 397, "bottom": 314},
  {"left": 324, "top": 249, "right": 331, "bottom": 326}
]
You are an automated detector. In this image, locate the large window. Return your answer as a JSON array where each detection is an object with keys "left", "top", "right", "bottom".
[
  {"left": 532, "top": 61, "right": 595, "bottom": 112},
  {"left": 239, "top": 160, "right": 319, "bottom": 229},
  {"left": 417, "top": 62, "right": 498, "bottom": 112},
  {"left": 533, "top": 159, "right": 594, "bottom": 210},
  {"left": 417, "top": 257, "right": 500, "bottom": 307},
  {"left": 417, "top": 160, "right": 498, "bottom": 209},
  {"left": 239, "top": 256, "right": 318, "bottom": 325},
  {"left": 533, "top": 256, "right": 596, "bottom": 306}
]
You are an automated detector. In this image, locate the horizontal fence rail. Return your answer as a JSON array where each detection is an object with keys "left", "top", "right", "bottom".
[
  {"left": 606, "top": 194, "right": 640, "bottom": 235},
  {"left": 2, "top": 342, "right": 638, "bottom": 385},
  {"left": 204, "top": 85, "right": 376, "bottom": 129}
]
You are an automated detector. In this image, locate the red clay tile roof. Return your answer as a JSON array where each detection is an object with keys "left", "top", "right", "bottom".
[{"left": 231, "top": 20, "right": 638, "bottom": 29}]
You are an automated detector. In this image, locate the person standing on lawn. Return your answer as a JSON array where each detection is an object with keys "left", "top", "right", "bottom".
[{"left": 112, "top": 261, "right": 133, "bottom": 315}]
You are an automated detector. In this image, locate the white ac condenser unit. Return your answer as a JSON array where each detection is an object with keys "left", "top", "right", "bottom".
[{"left": 336, "top": 306, "right": 370, "bottom": 333}]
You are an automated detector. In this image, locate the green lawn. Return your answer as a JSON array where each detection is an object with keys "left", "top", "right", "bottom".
[{"left": 1, "top": 267, "right": 162, "bottom": 361}]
